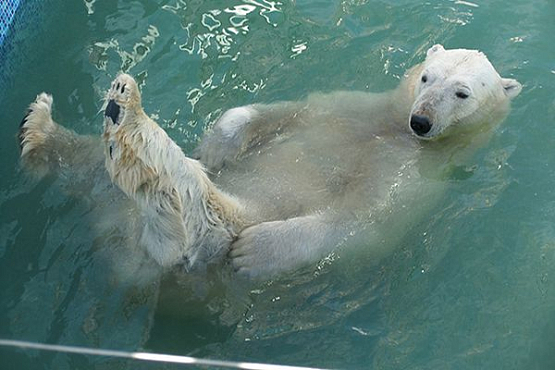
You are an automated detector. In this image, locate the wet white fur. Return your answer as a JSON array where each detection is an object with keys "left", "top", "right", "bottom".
[
  {"left": 410, "top": 44, "right": 521, "bottom": 138},
  {"left": 19, "top": 45, "right": 521, "bottom": 278}
]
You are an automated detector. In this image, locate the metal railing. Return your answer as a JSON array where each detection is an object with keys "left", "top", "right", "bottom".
[{"left": 0, "top": 339, "right": 331, "bottom": 370}]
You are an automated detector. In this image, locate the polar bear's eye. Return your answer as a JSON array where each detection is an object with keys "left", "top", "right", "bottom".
[
  {"left": 456, "top": 91, "right": 469, "bottom": 99},
  {"left": 421, "top": 75, "right": 428, "bottom": 83}
]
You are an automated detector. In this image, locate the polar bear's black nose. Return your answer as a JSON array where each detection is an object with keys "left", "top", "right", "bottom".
[
  {"left": 105, "top": 99, "right": 120, "bottom": 125},
  {"left": 410, "top": 115, "right": 432, "bottom": 136}
]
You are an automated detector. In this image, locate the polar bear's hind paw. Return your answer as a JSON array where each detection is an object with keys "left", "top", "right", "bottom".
[
  {"left": 18, "top": 93, "right": 58, "bottom": 176},
  {"left": 104, "top": 74, "right": 142, "bottom": 126},
  {"left": 18, "top": 93, "right": 54, "bottom": 155},
  {"left": 105, "top": 99, "right": 121, "bottom": 125}
]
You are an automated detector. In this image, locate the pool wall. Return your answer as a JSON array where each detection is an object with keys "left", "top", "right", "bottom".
[
  {"left": 0, "top": 0, "right": 46, "bottom": 92},
  {"left": 0, "top": 0, "right": 21, "bottom": 46}
]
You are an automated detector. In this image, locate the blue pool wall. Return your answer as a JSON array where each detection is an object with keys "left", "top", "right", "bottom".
[
  {"left": 0, "top": 0, "right": 46, "bottom": 93},
  {"left": 0, "top": 0, "right": 21, "bottom": 46}
]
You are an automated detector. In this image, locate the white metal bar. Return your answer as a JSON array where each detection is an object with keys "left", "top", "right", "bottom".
[{"left": 0, "top": 339, "right": 330, "bottom": 370}]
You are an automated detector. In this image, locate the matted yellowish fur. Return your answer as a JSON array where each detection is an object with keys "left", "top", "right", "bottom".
[{"left": 101, "top": 74, "right": 246, "bottom": 268}]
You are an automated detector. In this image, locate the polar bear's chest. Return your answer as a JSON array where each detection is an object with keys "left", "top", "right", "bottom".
[{"left": 213, "top": 120, "right": 422, "bottom": 221}]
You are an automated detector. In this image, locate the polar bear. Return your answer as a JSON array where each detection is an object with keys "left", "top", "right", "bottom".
[{"left": 19, "top": 45, "right": 521, "bottom": 279}]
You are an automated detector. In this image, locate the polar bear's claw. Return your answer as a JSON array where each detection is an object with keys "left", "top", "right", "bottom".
[
  {"left": 18, "top": 110, "right": 32, "bottom": 150},
  {"left": 19, "top": 109, "right": 32, "bottom": 128}
]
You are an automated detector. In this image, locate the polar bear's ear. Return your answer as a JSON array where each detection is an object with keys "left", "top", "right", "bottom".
[
  {"left": 427, "top": 44, "right": 445, "bottom": 57},
  {"left": 501, "top": 78, "right": 522, "bottom": 99}
]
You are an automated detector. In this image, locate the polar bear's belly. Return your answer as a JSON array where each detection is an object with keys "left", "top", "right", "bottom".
[{"left": 213, "top": 122, "right": 422, "bottom": 222}]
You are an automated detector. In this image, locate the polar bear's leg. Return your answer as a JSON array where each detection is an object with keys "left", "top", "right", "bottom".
[
  {"left": 194, "top": 101, "right": 304, "bottom": 171},
  {"left": 19, "top": 93, "right": 103, "bottom": 178},
  {"left": 103, "top": 74, "right": 246, "bottom": 269}
]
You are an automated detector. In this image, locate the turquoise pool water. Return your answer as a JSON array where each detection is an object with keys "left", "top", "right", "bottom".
[{"left": 1, "top": 0, "right": 554, "bottom": 369}]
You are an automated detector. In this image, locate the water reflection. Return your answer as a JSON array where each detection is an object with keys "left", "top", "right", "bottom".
[
  {"left": 89, "top": 25, "right": 159, "bottom": 72},
  {"left": 83, "top": 0, "right": 96, "bottom": 15},
  {"left": 170, "top": 0, "right": 284, "bottom": 60}
]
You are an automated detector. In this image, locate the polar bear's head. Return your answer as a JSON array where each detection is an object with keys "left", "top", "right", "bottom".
[{"left": 408, "top": 44, "right": 521, "bottom": 139}]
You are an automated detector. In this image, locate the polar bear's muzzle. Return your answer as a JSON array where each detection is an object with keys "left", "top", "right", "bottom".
[
  {"left": 410, "top": 114, "right": 432, "bottom": 137},
  {"left": 105, "top": 99, "right": 121, "bottom": 125}
]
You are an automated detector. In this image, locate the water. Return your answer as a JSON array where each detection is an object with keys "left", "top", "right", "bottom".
[{"left": 0, "top": 0, "right": 554, "bottom": 369}]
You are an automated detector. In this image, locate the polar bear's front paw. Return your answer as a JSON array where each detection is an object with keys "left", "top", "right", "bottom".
[
  {"left": 104, "top": 74, "right": 142, "bottom": 127},
  {"left": 230, "top": 220, "right": 298, "bottom": 279},
  {"left": 194, "top": 106, "right": 257, "bottom": 171}
]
